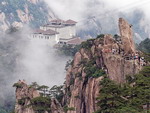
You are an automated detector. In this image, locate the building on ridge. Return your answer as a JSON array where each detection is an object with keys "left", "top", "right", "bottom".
[
  {"left": 40, "top": 19, "right": 77, "bottom": 40},
  {"left": 30, "top": 19, "right": 82, "bottom": 45},
  {"left": 30, "top": 28, "right": 59, "bottom": 43}
]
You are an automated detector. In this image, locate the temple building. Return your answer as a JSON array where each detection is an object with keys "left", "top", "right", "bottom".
[
  {"left": 30, "top": 29, "right": 59, "bottom": 44},
  {"left": 30, "top": 19, "right": 82, "bottom": 45},
  {"left": 40, "top": 19, "right": 77, "bottom": 40}
]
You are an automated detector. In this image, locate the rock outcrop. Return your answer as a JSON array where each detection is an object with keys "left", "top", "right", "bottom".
[
  {"left": 119, "top": 18, "right": 135, "bottom": 55},
  {"left": 14, "top": 80, "right": 64, "bottom": 113},
  {"left": 50, "top": 98, "right": 64, "bottom": 113},
  {"left": 15, "top": 80, "right": 40, "bottom": 113},
  {"left": 63, "top": 18, "right": 142, "bottom": 113},
  {"left": 14, "top": 18, "right": 142, "bottom": 113}
]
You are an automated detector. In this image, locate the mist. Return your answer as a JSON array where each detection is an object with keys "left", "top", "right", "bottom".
[
  {"left": 1, "top": 0, "right": 150, "bottom": 111},
  {"left": 45, "top": 0, "right": 150, "bottom": 40},
  {"left": 0, "top": 27, "right": 70, "bottom": 110},
  {"left": 16, "top": 39, "right": 69, "bottom": 86}
]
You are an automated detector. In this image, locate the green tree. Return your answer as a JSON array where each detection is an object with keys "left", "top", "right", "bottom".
[
  {"left": 37, "top": 85, "right": 49, "bottom": 97},
  {"left": 96, "top": 76, "right": 127, "bottom": 113},
  {"left": 96, "top": 66, "right": 150, "bottom": 113},
  {"left": 30, "top": 82, "right": 39, "bottom": 89},
  {"left": 49, "top": 85, "right": 64, "bottom": 103},
  {"left": 31, "top": 96, "right": 51, "bottom": 113},
  {"left": 13, "top": 83, "right": 22, "bottom": 88},
  {"left": 57, "top": 44, "right": 81, "bottom": 57},
  {"left": 63, "top": 106, "right": 75, "bottom": 113}
]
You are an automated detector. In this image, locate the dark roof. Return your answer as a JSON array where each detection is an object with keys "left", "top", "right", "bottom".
[
  {"left": 66, "top": 37, "right": 83, "bottom": 45},
  {"left": 33, "top": 29, "right": 59, "bottom": 35},
  {"left": 42, "top": 19, "right": 77, "bottom": 27},
  {"left": 44, "top": 24, "right": 64, "bottom": 28},
  {"left": 33, "top": 29, "right": 44, "bottom": 34},
  {"left": 50, "top": 19, "right": 64, "bottom": 24},
  {"left": 65, "top": 19, "right": 77, "bottom": 25},
  {"left": 59, "top": 37, "right": 77, "bottom": 41},
  {"left": 43, "top": 29, "right": 59, "bottom": 35}
]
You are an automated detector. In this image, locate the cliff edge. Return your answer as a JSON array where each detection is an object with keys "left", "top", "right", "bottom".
[
  {"left": 14, "top": 80, "right": 63, "bottom": 113},
  {"left": 63, "top": 18, "right": 142, "bottom": 113},
  {"left": 14, "top": 18, "right": 143, "bottom": 113}
]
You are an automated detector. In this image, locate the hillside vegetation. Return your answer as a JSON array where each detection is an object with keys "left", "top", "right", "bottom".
[
  {"left": 138, "top": 38, "right": 150, "bottom": 53},
  {"left": 96, "top": 65, "right": 150, "bottom": 113},
  {"left": 0, "top": 0, "right": 55, "bottom": 30}
]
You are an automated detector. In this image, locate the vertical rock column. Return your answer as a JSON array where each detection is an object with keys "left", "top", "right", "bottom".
[{"left": 119, "top": 18, "right": 135, "bottom": 55}]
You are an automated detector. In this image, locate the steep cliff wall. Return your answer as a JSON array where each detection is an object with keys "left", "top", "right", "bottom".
[
  {"left": 14, "top": 80, "right": 63, "bottom": 113},
  {"left": 119, "top": 18, "right": 136, "bottom": 55},
  {"left": 63, "top": 18, "right": 141, "bottom": 113},
  {"left": 14, "top": 18, "right": 142, "bottom": 113},
  {"left": 14, "top": 80, "right": 40, "bottom": 113}
]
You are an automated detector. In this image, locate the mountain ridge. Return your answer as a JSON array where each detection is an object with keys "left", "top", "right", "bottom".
[
  {"left": 13, "top": 18, "right": 149, "bottom": 113},
  {"left": 0, "top": 0, "right": 55, "bottom": 31}
]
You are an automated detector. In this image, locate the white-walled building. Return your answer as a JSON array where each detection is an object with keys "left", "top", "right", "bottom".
[
  {"left": 30, "top": 19, "right": 80, "bottom": 45},
  {"left": 30, "top": 29, "right": 59, "bottom": 44},
  {"left": 40, "top": 19, "right": 77, "bottom": 41}
]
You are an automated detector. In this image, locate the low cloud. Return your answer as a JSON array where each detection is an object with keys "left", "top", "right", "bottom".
[
  {"left": 0, "top": 27, "right": 70, "bottom": 108},
  {"left": 45, "top": 0, "right": 150, "bottom": 38}
]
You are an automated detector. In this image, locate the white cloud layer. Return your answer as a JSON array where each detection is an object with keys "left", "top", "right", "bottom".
[
  {"left": 45, "top": 0, "right": 150, "bottom": 38},
  {"left": 45, "top": 0, "right": 150, "bottom": 20}
]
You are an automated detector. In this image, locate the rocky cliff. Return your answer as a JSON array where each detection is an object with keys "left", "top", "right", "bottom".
[
  {"left": 14, "top": 80, "right": 63, "bottom": 113},
  {"left": 119, "top": 18, "right": 135, "bottom": 55},
  {"left": 63, "top": 18, "right": 142, "bottom": 113},
  {"left": 0, "top": 0, "right": 55, "bottom": 31},
  {"left": 14, "top": 18, "right": 142, "bottom": 113},
  {"left": 14, "top": 80, "right": 40, "bottom": 113}
]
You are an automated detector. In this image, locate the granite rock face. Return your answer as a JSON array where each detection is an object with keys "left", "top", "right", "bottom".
[
  {"left": 119, "top": 18, "right": 136, "bottom": 55},
  {"left": 14, "top": 80, "right": 64, "bottom": 113},
  {"left": 15, "top": 80, "right": 40, "bottom": 113},
  {"left": 50, "top": 98, "right": 64, "bottom": 113},
  {"left": 14, "top": 18, "right": 142, "bottom": 113},
  {"left": 63, "top": 18, "right": 141, "bottom": 113}
]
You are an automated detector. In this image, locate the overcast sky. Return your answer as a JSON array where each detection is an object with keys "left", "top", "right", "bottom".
[
  {"left": 44, "top": 0, "right": 150, "bottom": 38},
  {"left": 44, "top": 0, "right": 150, "bottom": 21}
]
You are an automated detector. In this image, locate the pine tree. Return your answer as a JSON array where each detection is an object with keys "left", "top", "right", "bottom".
[
  {"left": 37, "top": 85, "right": 49, "bottom": 97},
  {"left": 96, "top": 76, "right": 126, "bottom": 113},
  {"left": 96, "top": 66, "right": 150, "bottom": 113}
]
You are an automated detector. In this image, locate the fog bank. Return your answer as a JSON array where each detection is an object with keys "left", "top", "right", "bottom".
[
  {"left": 0, "top": 27, "right": 70, "bottom": 109},
  {"left": 45, "top": 0, "right": 150, "bottom": 39}
]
